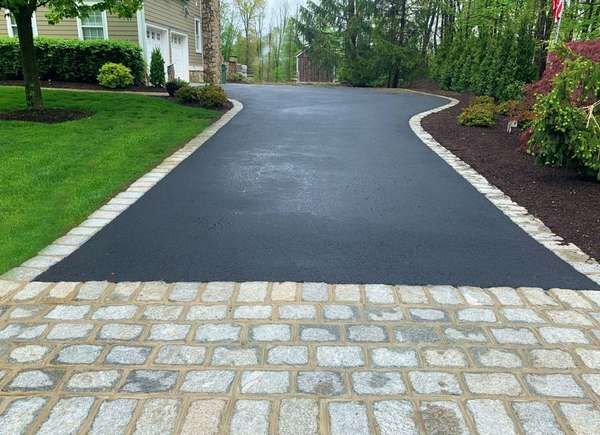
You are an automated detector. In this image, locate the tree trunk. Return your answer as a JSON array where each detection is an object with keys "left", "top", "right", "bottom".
[
  {"left": 202, "top": 0, "right": 222, "bottom": 84},
  {"left": 14, "top": 7, "right": 42, "bottom": 109}
]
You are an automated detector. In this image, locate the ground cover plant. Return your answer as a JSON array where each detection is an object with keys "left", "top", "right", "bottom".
[{"left": 0, "top": 87, "right": 220, "bottom": 274}]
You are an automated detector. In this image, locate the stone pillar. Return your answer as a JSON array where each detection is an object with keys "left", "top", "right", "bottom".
[{"left": 201, "top": 0, "right": 221, "bottom": 85}]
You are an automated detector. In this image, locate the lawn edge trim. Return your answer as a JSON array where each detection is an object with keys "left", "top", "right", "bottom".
[
  {"left": 407, "top": 89, "right": 600, "bottom": 287},
  {"left": 1, "top": 99, "right": 244, "bottom": 283}
]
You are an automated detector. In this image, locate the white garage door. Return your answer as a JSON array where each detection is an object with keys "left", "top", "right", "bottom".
[
  {"left": 146, "top": 26, "right": 168, "bottom": 77},
  {"left": 170, "top": 32, "right": 189, "bottom": 81}
]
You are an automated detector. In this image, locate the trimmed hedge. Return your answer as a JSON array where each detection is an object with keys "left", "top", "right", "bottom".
[{"left": 0, "top": 37, "right": 145, "bottom": 84}]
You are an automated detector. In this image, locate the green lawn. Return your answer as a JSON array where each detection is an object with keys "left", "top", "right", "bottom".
[{"left": 0, "top": 87, "right": 220, "bottom": 275}]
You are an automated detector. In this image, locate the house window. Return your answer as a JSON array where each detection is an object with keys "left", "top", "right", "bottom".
[
  {"left": 4, "top": 10, "right": 38, "bottom": 38},
  {"left": 194, "top": 18, "right": 202, "bottom": 53},
  {"left": 78, "top": 10, "right": 107, "bottom": 40}
]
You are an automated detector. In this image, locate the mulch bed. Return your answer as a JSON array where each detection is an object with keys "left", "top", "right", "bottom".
[
  {"left": 0, "top": 108, "right": 93, "bottom": 123},
  {"left": 0, "top": 80, "right": 166, "bottom": 93},
  {"left": 411, "top": 82, "right": 600, "bottom": 261}
]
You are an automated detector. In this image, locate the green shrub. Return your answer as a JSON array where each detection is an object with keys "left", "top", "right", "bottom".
[
  {"left": 149, "top": 48, "right": 165, "bottom": 88},
  {"left": 175, "top": 85, "right": 200, "bottom": 103},
  {"left": 166, "top": 78, "right": 188, "bottom": 97},
  {"left": 472, "top": 96, "right": 495, "bottom": 106},
  {"left": 97, "top": 62, "right": 134, "bottom": 88},
  {"left": 0, "top": 37, "right": 144, "bottom": 84},
  {"left": 496, "top": 100, "right": 520, "bottom": 116},
  {"left": 458, "top": 103, "right": 496, "bottom": 127},
  {"left": 198, "top": 84, "right": 229, "bottom": 109}
]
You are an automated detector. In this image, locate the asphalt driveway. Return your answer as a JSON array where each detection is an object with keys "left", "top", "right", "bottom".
[{"left": 38, "top": 85, "right": 597, "bottom": 288}]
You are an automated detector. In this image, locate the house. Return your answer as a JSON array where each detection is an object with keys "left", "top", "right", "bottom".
[
  {"left": 296, "top": 49, "right": 335, "bottom": 84},
  {"left": 1, "top": 0, "right": 206, "bottom": 82}
]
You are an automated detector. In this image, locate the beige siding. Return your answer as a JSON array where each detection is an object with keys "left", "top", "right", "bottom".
[
  {"left": 107, "top": 16, "right": 138, "bottom": 43},
  {"left": 144, "top": 0, "right": 203, "bottom": 65},
  {"left": 35, "top": 7, "right": 78, "bottom": 39},
  {"left": 0, "top": 10, "right": 8, "bottom": 36}
]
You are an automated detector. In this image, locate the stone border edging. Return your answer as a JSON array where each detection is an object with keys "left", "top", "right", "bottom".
[
  {"left": 1, "top": 99, "right": 244, "bottom": 282},
  {"left": 407, "top": 90, "right": 600, "bottom": 286}
]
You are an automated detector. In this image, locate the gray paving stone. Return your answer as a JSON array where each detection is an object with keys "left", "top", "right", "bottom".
[
  {"left": 7, "top": 369, "right": 62, "bottom": 391},
  {"left": 429, "top": 286, "right": 462, "bottom": 305},
  {"left": 148, "top": 323, "right": 190, "bottom": 341},
  {"left": 502, "top": 308, "right": 545, "bottom": 323},
  {"left": 238, "top": 282, "right": 268, "bottom": 302},
  {"left": 520, "top": 288, "right": 559, "bottom": 306},
  {"left": 169, "top": 282, "right": 199, "bottom": 302},
  {"left": 525, "top": 374, "right": 585, "bottom": 397},
  {"left": 0, "top": 323, "right": 47, "bottom": 340},
  {"left": 409, "top": 371, "right": 462, "bottom": 395},
  {"left": 267, "top": 345, "right": 308, "bottom": 365},
  {"left": 297, "top": 371, "right": 345, "bottom": 395},
  {"left": 233, "top": 305, "right": 272, "bottom": 319},
  {"left": 423, "top": 349, "right": 467, "bottom": 367},
  {"left": 109, "top": 282, "right": 138, "bottom": 301},
  {"left": 396, "top": 326, "right": 440, "bottom": 343},
  {"left": 13, "top": 282, "right": 49, "bottom": 301},
  {"left": 66, "top": 370, "right": 121, "bottom": 391},
  {"left": 155, "top": 345, "right": 206, "bottom": 365},
  {"left": 488, "top": 287, "right": 522, "bottom": 305},
  {"left": 334, "top": 284, "right": 360, "bottom": 302},
  {"left": 90, "top": 399, "right": 137, "bottom": 435},
  {"left": 241, "top": 370, "right": 289, "bottom": 394},
  {"left": 299, "top": 325, "right": 339, "bottom": 341},
  {"left": 397, "top": 286, "right": 428, "bottom": 304},
  {"left": 142, "top": 305, "right": 182, "bottom": 321},
  {"left": 464, "top": 373, "right": 522, "bottom": 396},
  {"left": 328, "top": 401, "right": 369, "bottom": 435},
  {"left": 105, "top": 346, "right": 151, "bottom": 365},
  {"left": 317, "top": 346, "right": 364, "bottom": 367},
  {"left": 352, "top": 371, "right": 405, "bottom": 395},
  {"left": 121, "top": 370, "right": 177, "bottom": 393},
  {"left": 279, "top": 399, "right": 319, "bottom": 435},
  {"left": 302, "top": 282, "right": 328, "bottom": 302},
  {"left": 456, "top": 308, "right": 497, "bottom": 323},
  {"left": 0, "top": 397, "right": 47, "bottom": 435},
  {"left": 371, "top": 347, "right": 418, "bottom": 367},
  {"left": 530, "top": 349, "right": 575, "bottom": 369},
  {"left": 230, "top": 400, "right": 270, "bottom": 435},
  {"left": 45, "top": 305, "right": 90, "bottom": 320},
  {"left": 98, "top": 323, "right": 143, "bottom": 340},
  {"left": 249, "top": 324, "right": 291, "bottom": 341},
  {"left": 92, "top": 305, "right": 137, "bottom": 320},
  {"left": 9, "top": 345, "right": 49, "bottom": 363},
  {"left": 576, "top": 348, "right": 600, "bottom": 369},
  {"left": 37, "top": 396, "right": 95, "bottom": 435},
  {"left": 420, "top": 401, "right": 468, "bottom": 435},
  {"left": 550, "top": 288, "right": 592, "bottom": 309},
  {"left": 9, "top": 305, "right": 45, "bottom": 319},
  {"left": 186, "top": 305, "right": 227, "bottom": 321},
  {"left": 133, "top": 398, "right": 179, "bottom": 435},
  {"left": 195, "top": 323, "right": 241, "bottom": 342},
  {"left": 279, "top": 304, "right": 316, "bottom": 320},
  {"left": 467, "top": 400, "right": 516, "bottom": 435},
  {"left": 445, "top": 326, "right": 487, "bottom": 342},
  {"left": 559, "top": 403, "right": 600, "bottom": 435},
  {"left": 181, "top": 400, "right": 226, "bottom": 435},
  {"left": 367, "top": 307, "right": 404, "bottom": 321},
  {"left": 323, "top": 305, "right": 357, "bottom": 320},
  {"left": 471, "top": 348, "right": 522, "bottom": 368},
  {"left": 55, "top": 344, "right": 103, "bottom": 364},
  {"left": 347, "top": 325, "right": 387, "bottom": 342},
  {"left": 410, "top": 308, "right": 448, "bottom": 322},
  {"left": 202, "top": 282, "right": 234, "bottom": 302},
  {"left": 539, "top": 326, "right": 589, "bottom": 344},
  {"left": 491, "top": 327, "right": 538, "bottom": 344},
  {"left": 137, "top": 282, "right": 169, "bottom": 301},
  {"left": 365, "top": 284, "right": 395, "bottom": 304},
  {"left": 212, "top": 346, "right": 259, "bottom": 366},
  {"left": 374, "top": 400, "right": 417, "bottom": 435},
  {"left": 512, "top": 401, "right": 564, "bottom": 435},
  {"left": 76, "top": 281, "right": 108, "bottom": 300},
  {"left": 271, "top": 282, "right": 297, "bottom": 301},
  {"left": 582, "top": 374, "right": 600, "bottom": 395},
  {"left": 459, "top": 287, "right": 493, "bottom": 305},
  {"left": 546, "top": 310, "right": 593, "bottom": 326},
  {"left": 0, "top": 280, "right": 21, "bottom": 298},
  {"left": 47, "top": 323, "right": 94, "bottom": 340},
  {"left": 181, "top": 370, "right": 235, "bottom": 393}
]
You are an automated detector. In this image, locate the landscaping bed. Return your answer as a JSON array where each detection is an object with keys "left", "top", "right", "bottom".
[
  {"left": 0, "top": 86, "right": 221, "bottom": 275},
  {"left": 414, "top": 85, "right": 600, "bottom": 261},
  {"left": 0, "top": 80, "right": 166, "bottom": 93}
]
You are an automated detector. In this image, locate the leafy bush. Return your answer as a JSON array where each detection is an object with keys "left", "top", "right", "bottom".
[
  {"left": 458, "top": 102, "right": 496, "bottom": 127},
  {"left": 175, "top": 85, "right": 200, "bottom": 103},
  {"left": 528, "top": 57, "right": 600, "bottom": 180},
  {"left": 0, "top": 37, "right": 144, "bottom": 84},
  {"left": 149, "top": 48, "right": 165, "bottom": 88},
  {"left": 472, "top": 96, "right": 495, "bottom": 105},
  {"left": 166, "top": 79, "right": 188, "bottom": 97},
  {"left": 97, "top": 63, "right": 134, "bottom": 89},
  {"left": 198, "top": 84, "right": 229, "bottom": 109},
  {"left": 496, "top": 100, "right": 520, "bottom": 116}
]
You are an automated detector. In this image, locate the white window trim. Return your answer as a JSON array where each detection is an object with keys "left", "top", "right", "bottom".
[
  {"left": 194, "top": 17, "right": 202, "bottom": 54},
  {"left": 5, "top": 10, "right": 38, "bottom": 38},
  {"left": 76, "top": 9, "right": 108, "bottom": 40}
]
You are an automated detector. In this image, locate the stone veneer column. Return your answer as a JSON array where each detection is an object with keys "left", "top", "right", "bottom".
[{"left": 201, "top": 0, "right": 222, "bottom": 84}]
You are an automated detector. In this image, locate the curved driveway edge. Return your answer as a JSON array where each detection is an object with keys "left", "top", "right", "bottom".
[
  {"left": 0, "top": 100, "right": 244, "bottom": 283},
  {"left": 407, "top": 89, "right": 600, "bottom": 286}
]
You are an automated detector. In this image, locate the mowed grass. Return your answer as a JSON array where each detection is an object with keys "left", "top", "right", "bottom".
[{"left": 0, "top": 86, "right": 220, "bottom": 275}]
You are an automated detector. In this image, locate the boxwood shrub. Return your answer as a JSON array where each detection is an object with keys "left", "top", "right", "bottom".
[{"left": 0, "top": 37, "right": 145, "bottom": 84}]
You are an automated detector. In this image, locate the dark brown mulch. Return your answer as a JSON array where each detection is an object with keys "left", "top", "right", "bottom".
[
  {"left": 0, "top": 80, "right": 166, "bottom": 93},
  {"left": 0, "top": 108, "right": 93, "bottom": 123},
  {"left": 413, "top": 83, "right": 600, "bottom": 261}
]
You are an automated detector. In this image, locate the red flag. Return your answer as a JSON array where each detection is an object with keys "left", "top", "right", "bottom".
[{"left": 551, "top": 0, "right": 564, "bottom": 23}]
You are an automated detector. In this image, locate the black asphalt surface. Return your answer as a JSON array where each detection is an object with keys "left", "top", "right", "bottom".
[{"left": 39, "top": 85, "right": 598, "bottom": 288}]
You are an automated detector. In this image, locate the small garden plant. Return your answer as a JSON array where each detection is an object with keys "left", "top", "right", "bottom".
[
  {"left": 166, "top": 79, "right": 189, "bottom": 97},
  {"left": 149, "top": 48, "right": 166, "bottom": 88},
  {"left": 175, "top": 84, "right": 229, "bottom": 109},
  {"left": 458, "top": 98, "right": 496, "bottom": 127},
  {"left": 97, "top": 62, "right": 134, "bottom": 89}
]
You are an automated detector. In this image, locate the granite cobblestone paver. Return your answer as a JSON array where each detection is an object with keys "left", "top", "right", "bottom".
[{"left": 0, "top": 281, "right": 600, "bottom": 434}]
